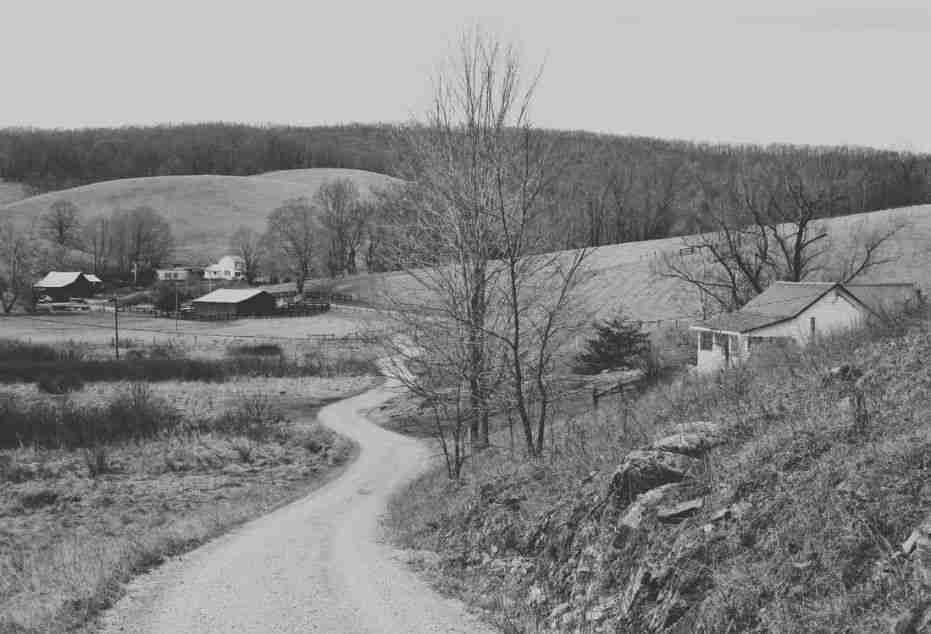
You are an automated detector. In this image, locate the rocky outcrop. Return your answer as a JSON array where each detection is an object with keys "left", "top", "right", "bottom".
[{"left": 608, "top": 450, "right": 695, "bottom": 507}]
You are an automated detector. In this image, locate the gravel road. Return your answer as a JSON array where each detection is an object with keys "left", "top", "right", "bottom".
[{"left": 97, "top": 381, "right": 494, "bottom": 634}]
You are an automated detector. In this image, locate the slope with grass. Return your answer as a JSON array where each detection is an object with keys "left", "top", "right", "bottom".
[
  {"left": 328, "top": 203, "right": 931, "bottom": 329},
  {"left": 387, "top": 308, "right": 931, "bottom": 632},
  {"left": 0, "top": 169, "right": 398, "bottom": 262}
]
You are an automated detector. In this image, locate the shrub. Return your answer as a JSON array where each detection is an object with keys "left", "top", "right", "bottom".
[
  {"left": 217, "top": 393, "right": 285, "bottom": 441},
  {"left": 227, "top": 343, "right": 283, "bottom": 357},
  {"left": 36, "top": 372, "right": 85, "bottom": 394},
  {"left": 574, "top": 314, "right": 651, "bottom": 374}
]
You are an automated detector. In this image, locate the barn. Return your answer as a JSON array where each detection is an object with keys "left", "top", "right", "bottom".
[
  {"left": 33, "top": 272, "right": 96, "bottom": 302},
  {"left": 690, "top": 281, "right": 919, "bottom": 373},
  {"left": 190, "top": 288, "right": 276, "bottom": 319}
]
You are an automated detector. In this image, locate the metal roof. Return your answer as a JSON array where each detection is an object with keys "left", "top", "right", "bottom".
[
  {"left": 85, "top": 274, "right": 102, "bottom": 284},
  {"left": 192, "top": 288, "right": 268, "bottom": 304},
  {"left": 34, "top": 272, "right": 86, "bottom": 288}
]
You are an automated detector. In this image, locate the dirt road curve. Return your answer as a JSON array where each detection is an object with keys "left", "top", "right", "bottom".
[{"left": 98, "top": 381, "right": 495, "bottom": 634}]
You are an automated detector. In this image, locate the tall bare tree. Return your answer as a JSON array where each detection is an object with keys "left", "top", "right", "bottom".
[
  {"left": 229, "top": 226, "right": 263, "bottom": 284},
  {"left": 315, "top": 179, "right": 366, "bottom": 277},
  {"left": 81, "top": 214, "right": 111, "bottom": 275},
  {"left": 0, "top": 220, "right": 38, "bottom": 313},
  {"left": 109, "top": 206, "right": 174, "bottom": 276},
  {"left": 41, "top": 199, "right": 82, "bottom": 268},
  {"left": 264, "top": 197, "right": 320, "bottom": 294},
  {"left": 389, "top": 29, "right": 587, "bottom": 457}
]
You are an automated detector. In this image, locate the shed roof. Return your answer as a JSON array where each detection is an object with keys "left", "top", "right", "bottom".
[
  {"left": 34, "top": 272, "right": 87, "bottom": 288},
  {"left": 85, "top": 274, "right": 102, "bottom": 284},
  {"left": 192, "top": 288, "right": 268, "bottom": 304}
]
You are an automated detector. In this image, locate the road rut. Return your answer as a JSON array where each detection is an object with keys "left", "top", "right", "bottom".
[{"left": 98, "top": 381, "right": 494, "bottom": 633}]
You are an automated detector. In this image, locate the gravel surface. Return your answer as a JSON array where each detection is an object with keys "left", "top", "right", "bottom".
[{"left": 96, "top": 381, "right": 494, "bottom": 633}]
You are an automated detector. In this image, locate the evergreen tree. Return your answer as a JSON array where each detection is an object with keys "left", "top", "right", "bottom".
[{"left": 574, "top": 314, "right": 651, "bottom": 374}]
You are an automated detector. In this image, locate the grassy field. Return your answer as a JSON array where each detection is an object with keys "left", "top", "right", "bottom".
[
  {"left": 0, "top": 169, "right": 399, "bottom": 262},
  {"left": 0, "top": 179, "right": 28, "bottom": 205},
  {"left": 0, "top": 307, "right": 387, "bottom": 356},
  {"left": 0, "top": 374, "right": 376, "bottom": 633},
  {"left": 325, "top": 204, "right": 931, "bottom": 329}
]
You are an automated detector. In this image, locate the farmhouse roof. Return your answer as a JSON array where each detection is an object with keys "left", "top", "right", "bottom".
[
  {"left": 85, "top": 274, "right": 103, "bottom": 284},
  {"left": 192, "top": 288, "right": 268, "bottom": 304},
  {"left": 692, "top": 281, "right": 917, "bottom": 334},
  {"left": 844, "top": 283, "right": 918, "bottom": 316},
  {"left": 34, "top": 272, "right": 87, "bottom": 288}
]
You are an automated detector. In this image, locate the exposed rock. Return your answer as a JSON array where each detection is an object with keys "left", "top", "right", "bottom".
[
  {"left": 824, "top": 364, "right": 864, "bottom": 384},
  {"left": 609, "top": 450, "right": 695, "bottom": 507},
  {"left": 619, "top": 483, "right": 682, "bottom": 531},
  {"left": 619, "top": 564, "right": 648, "bottom": 617},
  {"left": 668, "top": 421, "right": 723, "bottom": 438},
  {"left": 901, "top": 516, "right": 931, "bottom": 556},
  {"left": 657, "top": 498, "right": 704, "bottom": 523},
  {"left": 652, "top": 432, "right": 724, "bottom": 457}
]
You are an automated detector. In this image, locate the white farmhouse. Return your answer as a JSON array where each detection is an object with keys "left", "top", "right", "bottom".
[
  {"left": 204, "top": 255, "right": 245, "bottom": 281},
  {"left": 690, "top": 281, "right": 919, "bottom": 373}
]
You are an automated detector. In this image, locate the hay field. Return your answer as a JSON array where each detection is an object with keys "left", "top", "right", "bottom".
[{"left": 0, "top": 169, "right": 398, "bottom": 261}]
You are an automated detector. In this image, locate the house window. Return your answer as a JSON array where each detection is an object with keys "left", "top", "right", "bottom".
[{"left": 699, "top": 331, "right": 713, "bottom": 350}]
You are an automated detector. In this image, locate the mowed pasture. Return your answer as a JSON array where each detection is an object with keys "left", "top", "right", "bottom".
[
  {"left": 324, "top": 203, "right": 931, "bottom": 328},
  {"left": 0, "top": 168, "right": 399, "bottom": 261}
]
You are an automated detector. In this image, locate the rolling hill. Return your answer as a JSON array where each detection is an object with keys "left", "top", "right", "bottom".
[
  {"left": 324, "top": 204, "right": 931, "bottom": 331},
  {"left": 0, "top": 169, "right": 399, "bottom": 262}
]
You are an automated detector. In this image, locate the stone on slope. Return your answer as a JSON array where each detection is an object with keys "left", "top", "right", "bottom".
[
  {"left": 609, "top": 450, "right": 695, "bottom": 507},
  {"left": 656, "top": 498, "right": 704, "bottom": 523}
]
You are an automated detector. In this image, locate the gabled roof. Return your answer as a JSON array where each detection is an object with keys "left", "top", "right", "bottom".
[
  {"left": 691, "top": 281, "right": 917, "bottom": 334},
  {"left": 192, "top": 288, "right": 268, "bottom": 304},
  {"left": 34, "top": 272, "right": 87, "bottom": 288},
  {"left": 844, "top": 283, "right": 918, "bottom": 317},
  {"left": 740, "top": 282, "right": 837, "bottom": 317}
]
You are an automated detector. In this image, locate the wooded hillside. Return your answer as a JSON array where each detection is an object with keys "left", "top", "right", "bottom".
[{"left": 1, "top": 123, "right": 929, "bottom": 252}]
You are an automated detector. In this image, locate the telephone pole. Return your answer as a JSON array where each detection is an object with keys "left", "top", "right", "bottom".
[{"left": 112, "top": 295, "right": 120, "bottom": 359}]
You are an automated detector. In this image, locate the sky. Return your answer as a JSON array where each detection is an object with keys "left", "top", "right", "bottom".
[{"left": 5, "top": 0, "right": 931, "bottom": 152}]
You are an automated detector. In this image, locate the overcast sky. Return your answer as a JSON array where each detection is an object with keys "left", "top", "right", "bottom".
[{"left": 5, "top": 0, "right": 931, "bottom": 151}]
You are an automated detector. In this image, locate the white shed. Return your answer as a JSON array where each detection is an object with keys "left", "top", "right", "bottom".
[{"left": 690, "top": 281, "right": 919, "bottom": 373}]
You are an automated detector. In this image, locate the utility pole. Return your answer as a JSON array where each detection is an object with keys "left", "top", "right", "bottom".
[{"left": 112, "top": 294, "right": 120, "bottom": 359}]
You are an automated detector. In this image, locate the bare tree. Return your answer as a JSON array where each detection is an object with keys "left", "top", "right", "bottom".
[
  {"left": 229, "top": 226, "right": 263, "bottom": 284},
  {"left": 41, "top": 200, "right": 82, "bottom": 248},
  {"left": 109, "top": 206, "right": 174, "bottom": 276},
  {"left": 81, "top": 214, "right": 111, "bottom": 275},
  {"left": 659, "top": 161, "right": 902, "bottom": 313},
  {"left": 389, "top": 29, "right": 587, "bottom": 457},
  {"left": 315, "top": 179, "right": 366, "bottom": 277},
  {"left": 264, "top": 197, "right": 320, "bottom": 294},
  {"left": 0, "top": 220, "right": 38, "bottom": 313}
]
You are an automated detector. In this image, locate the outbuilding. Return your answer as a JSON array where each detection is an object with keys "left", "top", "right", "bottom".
[
  {"left": 33, "top": 272, "right": 97, "bottom": 302},
  {"left": 190, "top": 288, "right": 276, "bottom": 319},
  {"left": 690, "top": 281, "right": 919, "bottom": 373}
]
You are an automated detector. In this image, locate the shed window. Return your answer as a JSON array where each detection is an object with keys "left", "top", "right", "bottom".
[{"left": 699, "top": 331, "right": 713, "bottom": 350}]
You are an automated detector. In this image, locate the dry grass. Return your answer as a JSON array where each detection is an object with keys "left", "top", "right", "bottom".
[
  {"left": 0, "top": 376, "right": 371, "bottom": 634},
  {"left": 0, "top": 169, "right": 398, "bottom": 261},
  {"left": 329, "top": 204, "right": 931, "bottom": 333},
  {"left": 385, "top": 307, "right": 931, "bottom": 632}
]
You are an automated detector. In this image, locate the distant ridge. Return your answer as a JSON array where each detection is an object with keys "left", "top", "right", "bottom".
[{"left": 0, "top": 169, "right": 399, "bottom": 262}]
